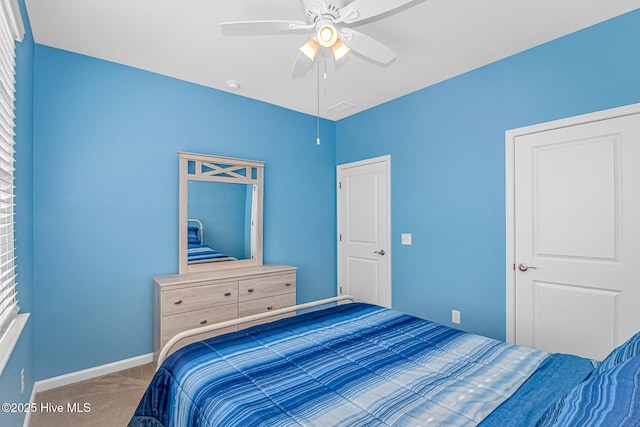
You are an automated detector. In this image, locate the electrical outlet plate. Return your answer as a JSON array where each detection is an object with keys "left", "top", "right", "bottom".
[
  {"left": 452, "top": 310, "right": 461, "bottom": 325},
  {"left": 401, "top": 233, "right": 412, "bottom": 245}
]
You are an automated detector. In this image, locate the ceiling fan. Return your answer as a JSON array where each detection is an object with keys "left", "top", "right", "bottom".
[{"left": 220, "top": 0, "right": 421, "bottom": 78}]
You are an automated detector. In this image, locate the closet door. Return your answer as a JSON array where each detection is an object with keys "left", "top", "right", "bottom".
[{"left": 507, "top": 107, "right": 640, "bottom": 360}]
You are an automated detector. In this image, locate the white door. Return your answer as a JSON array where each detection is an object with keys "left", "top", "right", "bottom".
[
  {"left": 508, "top": 107, "right": 640, "bottom": 360},
  {"left": 337, "top": 156, "right": 391, "bottom": 307}
]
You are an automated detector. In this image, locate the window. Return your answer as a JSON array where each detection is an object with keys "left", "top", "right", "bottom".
[{"left": 0, "top": 0, "right": 25, "bottom": 374}]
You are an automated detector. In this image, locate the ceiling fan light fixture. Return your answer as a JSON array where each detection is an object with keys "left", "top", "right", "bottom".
[
  {"left": 317, "top": 23, "right": 338, "bottom": 48},
  {"left": 299, "top": 37, "right": 319, "bottom": 61},
  {"left": 331, "top": 39, "right": 350, "bottom": 61}
]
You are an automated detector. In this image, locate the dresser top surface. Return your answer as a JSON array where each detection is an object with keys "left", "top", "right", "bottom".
[{"left": 153, "top": 264, "right": 296, "bottom": 287}]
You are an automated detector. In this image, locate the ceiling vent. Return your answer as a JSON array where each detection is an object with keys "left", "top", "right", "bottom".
[{"left": 328, "top": 101, "right": 355, "bottom": 112}]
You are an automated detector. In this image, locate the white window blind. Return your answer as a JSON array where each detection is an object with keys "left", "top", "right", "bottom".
[{"left": 0, "top": 0, "right": 23, "bottom": 340}]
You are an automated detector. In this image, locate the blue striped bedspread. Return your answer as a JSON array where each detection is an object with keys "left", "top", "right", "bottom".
[
  {"left": 187, "top": 244, "right": 236, "bottom": 262},
  {"left": 131, "top": 303, "right": 549, "bottom": 427}
]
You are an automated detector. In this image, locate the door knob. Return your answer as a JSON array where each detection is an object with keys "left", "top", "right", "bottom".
[
  {"left": 518, "top": 263, "right": 537, "bottom": 272},
  {"left": 374, "top": 250, "right": 386, "bottom": 256}
]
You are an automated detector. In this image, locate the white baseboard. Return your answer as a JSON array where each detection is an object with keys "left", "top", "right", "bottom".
[
  {"left": 33, "top": 352, "right": 154, "bottom": 394},
  {"left": 22, "top": 380, "right": 38, "bottom": 427}
]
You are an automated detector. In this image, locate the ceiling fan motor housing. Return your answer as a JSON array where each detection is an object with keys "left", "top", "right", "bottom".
[{"left": 303, "top": 0, "right": 344, "bottom": 24}]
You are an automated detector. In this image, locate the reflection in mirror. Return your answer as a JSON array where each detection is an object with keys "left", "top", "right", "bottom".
[
  {"left": 187, "top": 181, "right": 255, "bottom": 263},
  {"left": 179, "top": 152, "right": 264, "bottom": 274}
]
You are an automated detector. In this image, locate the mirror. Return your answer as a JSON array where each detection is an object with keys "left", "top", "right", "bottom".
[
  {"left": 179, "top": 152, "right": 264, "bottom": 274},
  {"left": 188, "top": 181, "right": 255, "bottom": 261}
]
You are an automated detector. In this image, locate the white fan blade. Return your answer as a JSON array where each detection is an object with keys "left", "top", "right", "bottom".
[
  {"left": 220, "top": 20, "right": 312, "bottom": 34},
  {"left": 339, "top": 0, "right": 420, "bottom": 24},
  {"left": 340, "top": 29, "right": 395, "bottom": 64},
  {"left": 292, "top": 53, "right": 314, "bottom": 79}
]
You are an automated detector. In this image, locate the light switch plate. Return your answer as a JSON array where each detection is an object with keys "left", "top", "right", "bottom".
[{"left": 401, "top": 233, "right": 412, "bottom": 245}]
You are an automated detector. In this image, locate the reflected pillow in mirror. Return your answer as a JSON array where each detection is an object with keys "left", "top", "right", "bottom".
[{"left": 188, "top": 226, "right": 200, "bottom": 245}]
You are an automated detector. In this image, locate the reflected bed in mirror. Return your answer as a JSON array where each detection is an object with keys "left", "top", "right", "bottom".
[
  {"left": 187, "top": 218, "right": 238, "bottom": 264},
  {"left": 179, "top": 152, "right": 264, "bottom": 274},
  {"left": 188, "top": 180, "right": 256, "bottom": 262}
]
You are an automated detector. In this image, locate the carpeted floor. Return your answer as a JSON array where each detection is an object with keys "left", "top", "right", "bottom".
[{"left": 29, "top": 363, "right": 155, "bottom": 427}]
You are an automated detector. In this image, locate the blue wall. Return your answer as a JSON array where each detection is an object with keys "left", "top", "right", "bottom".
[
  {"left": 32, "top": 47, "right": 337, "bottom": 380},
  {"left": 0, "top": 0, "right": 35, "bottom": 425},
  {"left": 336, "top": 9, "right": 640, "bottom": 340}
]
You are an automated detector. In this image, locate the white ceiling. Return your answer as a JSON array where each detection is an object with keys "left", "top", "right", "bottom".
[{"left": 24, "top": 1, "right": 640, "bottom": 121}]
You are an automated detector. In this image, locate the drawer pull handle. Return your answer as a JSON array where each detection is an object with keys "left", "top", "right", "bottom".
[
  {"left": 285, "top": 283, "right": 292, "bottom": 287},
  {"left": 247, "top": 288, "right": 254, "bottom": 293},
  {"left": 224, "top": 292, "right": 231, "bottom": 297},
  {"left": 267, "top": 306, "right": 273, "bottom": 310},
  {"left": 174, "top": 300, "right": 182, "bottom": 305},
  {"left": 200, "top": 320, "right": 208, "bottom": 325}
]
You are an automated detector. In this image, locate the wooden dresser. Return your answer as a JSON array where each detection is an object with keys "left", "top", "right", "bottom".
[{"left": 153, "top": 264, "right": 296, "bottom": 361}]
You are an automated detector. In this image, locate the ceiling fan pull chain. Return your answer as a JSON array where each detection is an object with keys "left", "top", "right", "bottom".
[
  {"left": 323, "top": 47, "right": 328, "bottom": 80},
  {"left": 316, "top": 55, "right": 321, "bottom": 145}
]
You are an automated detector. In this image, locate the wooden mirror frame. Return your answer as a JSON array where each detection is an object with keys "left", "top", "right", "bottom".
[{"left": 178, "top": 152, "right": 264, "bottom": 274}]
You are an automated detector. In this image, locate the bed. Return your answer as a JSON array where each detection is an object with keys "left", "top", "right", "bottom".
[
  {"left": 187, "top": 219, "right": 237, "bottom": 264},
  {"left": 130, "top": 299, "right": 640, "bottom": 426}
]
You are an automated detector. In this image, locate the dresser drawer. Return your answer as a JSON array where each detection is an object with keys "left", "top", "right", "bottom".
[
  {"left": 162, "top": 303, "right": 238, "bottom": 342},
  {"left": 238, "top": 293, "right": 296, "bottom": 318},
  {"left": 162, "top": 281, "right": 238, "bottom": 316},
  {"left": 239, "top": 273, "right": 296, "bottom": 302},
  {"left": 153, "top": 265, "right": 296, "bottom": 362}
]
